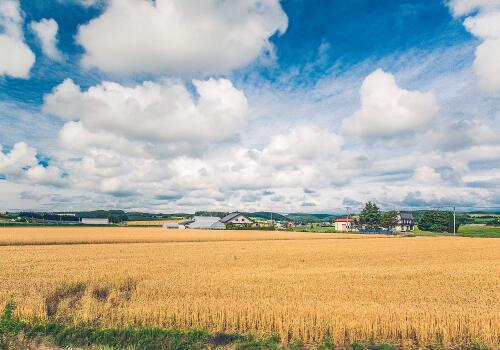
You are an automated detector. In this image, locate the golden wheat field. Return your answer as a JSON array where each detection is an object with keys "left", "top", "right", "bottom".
[
  {"left": 0, "top": 227, "right": 377, "bottom": 245},
  {"left": 126, "top": 219, "right": 182, "bottom": 226},
  {"left": 0, "top": 227, "right": 499, "bottom": 349}
]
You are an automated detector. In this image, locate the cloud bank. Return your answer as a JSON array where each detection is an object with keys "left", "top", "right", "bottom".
[{"left": 43, "top": 78, "right": 249, "bottom": 157}]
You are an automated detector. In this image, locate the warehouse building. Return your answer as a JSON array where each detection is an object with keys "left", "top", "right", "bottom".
[{"left": 81, "top": 218, "right": 110, "bottom": 225}]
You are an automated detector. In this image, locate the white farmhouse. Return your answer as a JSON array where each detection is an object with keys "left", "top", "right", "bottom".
[
  {"left": 334, "top": 218, "right": 354, "bottom": 232},
  {"left": 395, "top": 212, "right": 414, "bottom": 232},
  {"left": 219, "top": 212, "right": 254, "bottom": 226}
]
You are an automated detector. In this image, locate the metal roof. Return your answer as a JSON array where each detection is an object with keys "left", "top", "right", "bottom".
[
  {"left": 187, "top": 216, "right": 222, "bottom": 229},
  {"left": 335, "top": 218, "right": 354, "bottom": 222},
  {"left": 399, "top": 212, "right": 414, "bottom": 219},
  {"left": 220, "top": 212, "right": 244, "bottom": 223}
]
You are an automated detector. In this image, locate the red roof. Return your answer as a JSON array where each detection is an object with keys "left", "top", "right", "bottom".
[{"left": 335, "top": 218, "right": 354, "bottom": 222}]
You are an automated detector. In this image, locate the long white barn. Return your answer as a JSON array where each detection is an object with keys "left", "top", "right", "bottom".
[{"left": 81, "top": 218, "right": 110, "bottom": 225}]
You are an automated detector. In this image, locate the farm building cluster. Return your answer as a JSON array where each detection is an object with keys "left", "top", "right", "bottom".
[
  {"left": 5, "top": 209, "right": 414, "bottom": 233},
  {"left": 163, "top": 211, "right": 415, "bottom": 233}
]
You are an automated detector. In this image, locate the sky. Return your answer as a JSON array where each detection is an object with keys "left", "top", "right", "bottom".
[{"left": 0, "top": 0, "right": 499, "bottom": 214}]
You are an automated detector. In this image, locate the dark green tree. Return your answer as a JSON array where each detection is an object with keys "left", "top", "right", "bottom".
[
  {"left": 380, "top": 211, "right": 399, "bottom": 230},
  {"left": 418, "top": 211, "right": 459, "bottom": 233},
  {"left": 359, "top": 202, "right": 382, "bottom": 229}
]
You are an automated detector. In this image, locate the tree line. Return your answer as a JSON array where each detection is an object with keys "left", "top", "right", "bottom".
[
  {"left": 357, "top": 202, "right": 459, "bottom": 233},
  {"left": 18, "top": 210, "right": 128, "bottom": 224}
]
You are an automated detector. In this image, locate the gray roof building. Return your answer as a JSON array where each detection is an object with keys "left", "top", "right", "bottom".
[
  {"left": 396, "top": 211, "right": 414, "bottom": 232},
  {"left": 220, "top": 212, "right": 254, "bottom": 225},
  {"left": 186, "top": 216, "right": 226, "bottom": 230},
  {"left": 399, "top": 212, "right": 414, "bottom": 220}
]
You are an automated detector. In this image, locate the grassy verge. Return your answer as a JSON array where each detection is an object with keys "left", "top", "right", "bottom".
[
  {"left": 288, "top": 226, "right": 340, "bottom": 233},
  {"left": 414, "top": 226, "right": 500, "bottom": 238},
  {"left": 292, "top": 226, "right": 500, "bottom": 238},
  {"left": 0, "top": 300, "right": 411, "bottom": 350},
  {"left": 457, "top": 225, "right": 500, "bottom": 237}
]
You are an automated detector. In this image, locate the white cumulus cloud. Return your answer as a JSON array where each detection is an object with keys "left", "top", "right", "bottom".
[
  {"left": 77, "top": 0, "right": 288, "bottom": 75},
  {"left": 449, "top": 0, "right": 500, "bottom": 91},
  {"left": 412, "top": 166, "right": 442, "bottom": 184},
  {"left": 342, "top": 69, "right": 439, "bottom": 138},
  {"left": 30, "top": 18, "right": 62, "bottom": 60},
  {"left": 448, "top": 0, "right": 500, "bottom": 16},
  {"left": 214, "top": 126, "right": 353, "bottom": 190},
  {"left": 0, "top": 142, "right": 66, "bottom": 186},
  {"left": 471, "top": 37, "right": 500, "bottom": 92},
  {"left": 43, "top": 78, "right": 249, "bottom": 157},
  {"left": 0, "top": 0, "right": 35, "bottom": 78},
  {"left": 0, "top": 142, "right": 37, "bottom": 175},
  {"left": 261, "top": 126, "right": 344, "bottom": 167},
  {"left": 25, "top": 165, "right": 66, "bottom": 186}
]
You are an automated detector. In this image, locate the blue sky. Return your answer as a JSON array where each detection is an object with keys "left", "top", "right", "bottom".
[
  {"left": 276, "top": 0, "right": 471, "bottom": 70},
  {"left": 2, "top": 0, "right": 473, "bottom": 102},
  {"left": 0, "top": 0, "right": 499, "bottom": 212}
]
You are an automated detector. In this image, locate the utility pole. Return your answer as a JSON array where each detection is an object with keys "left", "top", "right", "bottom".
[
  {"left": 345, "top": 206, "right": 351, "bottom": 232},
  {"left": 453, "top": 206, "right": 456, "bottom": 236}
]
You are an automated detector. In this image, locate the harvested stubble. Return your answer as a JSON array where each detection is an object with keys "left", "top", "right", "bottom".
[
  {"left": 0, "top": 227, "right": 375, "bottom": 246},
  {"left": 0, "top": 228, "right": 498, "bottom": 349}
]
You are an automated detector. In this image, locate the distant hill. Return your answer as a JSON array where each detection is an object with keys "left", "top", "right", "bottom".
[
  {"left": 286, "top": 213, "right": 336, "bottom": 224},
  {"left": 246, "top": 212, "right": 289, "bottom": 221},
  {"left": 195, "top": 211, "right": 289, "bottom": 221},
  {"left": 19, "top": 210, "right": 129, "bottom": 223},
  {"left": 126, "top": 212, "right": 191, "bottom": 221},
  {"left": 194, "top": 211, "right": 228, "bottom": 218},
  {"left": 20, "top": 210, "right": 192, "bottom": 223}
]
